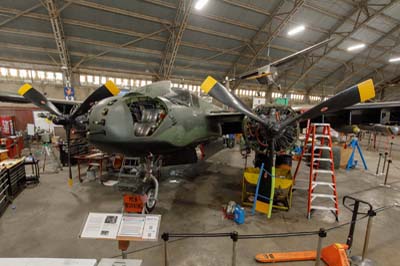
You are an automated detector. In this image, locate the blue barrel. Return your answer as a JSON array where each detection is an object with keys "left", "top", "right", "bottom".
[{"left": 234, "top": 205, "right": 245, "bottom": 224}]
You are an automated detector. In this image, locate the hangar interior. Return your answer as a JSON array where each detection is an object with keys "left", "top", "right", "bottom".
[{"left": 0, "top": 0, "right": 400, "bottom": 265}]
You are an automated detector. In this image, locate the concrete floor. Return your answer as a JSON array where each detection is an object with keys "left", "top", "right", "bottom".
[{"left": 0, "top": 143, "right": 400, "bottom": 266}]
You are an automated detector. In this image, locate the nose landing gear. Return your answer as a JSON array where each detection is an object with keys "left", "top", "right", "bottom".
[{"left": 118, "top": 153, "right": 162, "bottom": 213}]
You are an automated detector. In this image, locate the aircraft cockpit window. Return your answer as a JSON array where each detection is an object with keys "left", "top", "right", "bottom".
[
  {"left": 165, "top": 88, "right": 191, "bottom": 106},
  {"left": 191, "top": 94, "right": 200, "bottom": 108}
]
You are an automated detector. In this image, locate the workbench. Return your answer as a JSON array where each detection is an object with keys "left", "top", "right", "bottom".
[{"left": 74, "top": 152, "right": 109, "bottom": 182}]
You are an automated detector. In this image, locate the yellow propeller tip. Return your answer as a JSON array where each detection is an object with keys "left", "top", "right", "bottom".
[
  {"left": 201, "top": 76, "right": 218, "bottom": 94},
  {"left": 105, "top": 80, "right": 120, "bottom": 96},
  {"left": 18, "top": 83, "right": 32, "bottom": 96},
  {"left": 68, "top": 178, "right": 73, "bottom": 187},
  {"left": 357, "top": 79, "right": 375, "bottom": 102}
]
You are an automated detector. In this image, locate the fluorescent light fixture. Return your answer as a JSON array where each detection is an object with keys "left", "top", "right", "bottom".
[
  {"left": 389, "top": 57, "right": 400, "bottom": 63},
  {"left": 195, "top": 0, "right": 209, "bottom": 10},
  {"left": 347, "top": 43, "right": 366, "bottom": 51},
  {"left": 287, "top": 25, "right": 305, "bottom": 36}
]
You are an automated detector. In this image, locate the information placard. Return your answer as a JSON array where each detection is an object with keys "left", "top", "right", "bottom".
[{"left": 80, "top": 213, "right": 161, "bottom": 241}]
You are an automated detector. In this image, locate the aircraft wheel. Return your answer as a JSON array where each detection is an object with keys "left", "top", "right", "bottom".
[{"left": 143, "top": 183, "right": 157, "bottom": 213}]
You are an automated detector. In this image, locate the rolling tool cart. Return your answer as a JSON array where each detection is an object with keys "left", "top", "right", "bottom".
[
  {"left": 24, "top": 155, "right": 40, "bottom": 185},
  {"left": 0, "top": 169, "right": 9, "bottom": 216},
  {"left": 6, "top": 158, "right": 26, "bottom": 197}
]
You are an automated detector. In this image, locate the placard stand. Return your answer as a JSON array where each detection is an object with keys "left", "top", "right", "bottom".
[{"left": 80, "top": 210, "right": 161, "bottom": 260}]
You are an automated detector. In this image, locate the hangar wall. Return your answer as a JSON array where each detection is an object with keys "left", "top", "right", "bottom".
[{"left": 0, "top": 79, "right": 96, "bottom": 101}]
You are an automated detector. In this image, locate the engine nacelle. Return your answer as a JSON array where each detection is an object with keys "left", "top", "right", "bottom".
[{"left": 242, "top": 104, "right": 298, "bottom": 154}]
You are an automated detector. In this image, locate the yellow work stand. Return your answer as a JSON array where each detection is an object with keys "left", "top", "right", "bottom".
[{"left": 242, "top": 167, "right": 293, "bottom": 211}]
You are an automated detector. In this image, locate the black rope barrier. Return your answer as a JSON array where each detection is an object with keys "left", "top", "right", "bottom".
[{"left": 163, "top": 203, "right": 398, "bottom": 240}]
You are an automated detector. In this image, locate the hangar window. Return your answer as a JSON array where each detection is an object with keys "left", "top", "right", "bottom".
[
  {"left": 108, "top": 77, "right": 115, "bottom": 83},
  {"left": 37, "top": 71, "right": 45, "bottom": 79},
  {"left": 116, "top": 78, "right": 122, "bottom": 85},
  {"left": 80, "top": 75, "right": 86, "bottom": 84},
  {"left": 19, "top": 69, "right": 28, "bottom": 78},
  {"left": 123, "top": 79, "right": 129, "bottom": 86},
  {"left": 87, "top": 75, "right": 93, "bottom": 83},
  {"left": 9, "top": 68, "right": 17, "bottom": 77},
  {"left": 0, "top": 67, "right": 7, "bottom": 76},
  {"left": 46, "top": 72, "right": 54, "bottom": 80},
  {"left": 55, "top": 72, "right": 63, "bottom": 81},
  {"left": 101, "top": 76, "right": 107, "bottom": 84},
  {"left": 93, "top": 76, "right": 99, "bottom": 85},
  {"left": 29, "top": 70, "right": 36, "bottom": 79}
]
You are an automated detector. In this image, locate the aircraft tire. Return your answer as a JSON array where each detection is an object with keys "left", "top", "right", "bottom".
[{"left": 143, "top": 183, "right": 157, "bottom": 213}]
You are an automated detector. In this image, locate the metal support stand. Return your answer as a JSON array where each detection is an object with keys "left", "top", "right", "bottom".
[
  {"left": 314, "top": 228, "right": 326, "bottom": 266},
  {"left": 162, "top": 233, "right": 169, "bottom": 266},
  {"left": 380, "top": 159, "right": 392, "bottom": 187},
  {"left": 389, "top": 142, "right": 393, "bottom": 157},
  {"left": 375, "top": 153, "right": 382, "bottom": 176},
  {"left": 118, "top": 240, "right": 129, "bottom": 259},
  {"left": 381, "top": 152, "right": 388, "bottom": 175},
  {"left": 230, "top": 231, "right": 238, "bottom": 266},
  {"left": 346, "top": 137, "right": 367, "bottom": 170},
  {"left": 351, "top": 210, "right": 377, "bottom": 266}
]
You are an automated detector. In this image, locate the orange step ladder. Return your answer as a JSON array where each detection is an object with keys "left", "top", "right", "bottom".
[{"left": 293, "top": 123, "right": 339, "bottom": 220}]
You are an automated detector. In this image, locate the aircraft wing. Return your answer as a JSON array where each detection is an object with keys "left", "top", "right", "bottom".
[
  {"left": 206, "top": 111, "right": 244, "bottom": 134},
  {"left": 344, "top": 101, "right": 400, "bottom": 110},
  {"left": 311, "top": 100, "right": 400, "bottom": 134},
  {"left": 0, "top": 91, "right": 80, "bottom": 114}
]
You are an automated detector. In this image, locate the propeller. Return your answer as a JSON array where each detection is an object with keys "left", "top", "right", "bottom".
[
  {"left": 18, "top": 84, "right": 62, "bottom": 116},
  {"left": 200, "top": 76, "right": 268, "bottom": 126},
  {"left": 18, "top": 81, "right": 120, "bottom": 186},
  {"left": 278, "top": 79, "right": 375, "bottom": 130},
  {"left": 200, "top": 76, "right": 375, "bottom": 149},
  {"left": 70, "top": 80, "right": 120, "bottom": 119},
  {"left": 237, "top": 38, "right": 334, "bottom": 84}
]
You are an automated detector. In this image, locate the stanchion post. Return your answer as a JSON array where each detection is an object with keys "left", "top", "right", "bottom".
[
  {"left": 362, "top": 210, "right": 376, "bottom": 260},
  {"left": 162, "top": 233, "right": 169, "bottom": 266},
  {"left": 384, "top": 159, "right": 392, "bottom": 186},
  {"left": 351, "top": 209, "right": 377, "bottom": 266},
  {"left": 315, "top": 228, "right": 326, "bottom": 266},
  {"left": 376, "top": 153, "right": 382, "bottom": 176},
  {"left": 381, "top": 152, "right": 388, "bottom": 174},
  {"left": 231, "top": 231, "right": 238, "bottom": 266},
  {"left": 389, "top": 142, "right": 393, "bottom": 157}
]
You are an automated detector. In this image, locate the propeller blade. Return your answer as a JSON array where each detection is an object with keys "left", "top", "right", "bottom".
[
  {"left": 70, "top": 80, "right": 120, "bottom": 119},
  {"left": 270, "top": 38, "right": 334, "bottom": 67},
  {"left": 238, "top": 38, "right": 334, "bottom": 82},
  {"left": 18, "top": 84, "right": 62, "bottom": 116},
  {"left": 200, "top": 76, "right": 268, "bottom": 126},
  {"left": 279, "top": 79, "right": 375, "bottom": 129}
]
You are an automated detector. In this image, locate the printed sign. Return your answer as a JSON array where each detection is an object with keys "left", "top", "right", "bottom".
[
  {"left": 123, "top": 194, "right": 146, "bottom": 213},
  {"left": 64, "top": 86, "right": 75, "bottom": 101}
]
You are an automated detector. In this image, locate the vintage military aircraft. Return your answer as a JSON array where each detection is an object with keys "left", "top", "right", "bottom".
[
  {"left": 0, "top": 38, "right": 379, "bottom": 212},
  {"left": 1, "top": 76, "right": 374, "bottom": 212}
]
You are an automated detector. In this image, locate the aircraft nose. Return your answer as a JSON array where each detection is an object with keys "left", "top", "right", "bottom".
[{"left": 88, "top": 98, "right": 134, "bottom": 141}]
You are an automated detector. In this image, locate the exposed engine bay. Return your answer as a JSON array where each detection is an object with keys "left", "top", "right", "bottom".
[
  {"left": 243, "top": 104, "right": 298, "bottom": 154},
  {"left": 125, "top": 94, "right": 167, "bottom": 137}
]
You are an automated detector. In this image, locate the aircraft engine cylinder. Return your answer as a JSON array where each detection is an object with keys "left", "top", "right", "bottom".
[{"left": 243, "top": 104, "right": 298, "bottom": 154}]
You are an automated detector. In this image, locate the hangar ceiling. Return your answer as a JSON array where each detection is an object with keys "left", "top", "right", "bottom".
[{"left": 0, "top": 0, "right": 400, "bottom": 97}]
